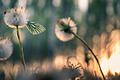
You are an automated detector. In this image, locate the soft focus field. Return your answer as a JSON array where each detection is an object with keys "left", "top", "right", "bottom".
[{"left": 0, "top": 0, "right": 120, "bottom": 80}]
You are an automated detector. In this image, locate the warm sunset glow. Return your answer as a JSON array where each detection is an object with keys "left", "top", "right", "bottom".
[
  {"left": 99, "top": 30, "right": 120, "bottom": 76},
  {"left": 109, "top": 42, "right": 120, "bottom": 75},
  {"left": 53, "top": 55, "right": 66, "bottom": 70},
  {"left": 53, "top": 30, "right": 120, "bottom": 76},
  {"left": 100, "top": 56, "right": 109, "bottom": 75},
  {"left": 1, "top": 30, "right": 120, "bottom": 79}
]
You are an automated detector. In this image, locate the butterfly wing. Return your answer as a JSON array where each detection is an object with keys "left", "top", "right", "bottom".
[{"left": 26, "top": 21, "right": 46, "bottom": 35}]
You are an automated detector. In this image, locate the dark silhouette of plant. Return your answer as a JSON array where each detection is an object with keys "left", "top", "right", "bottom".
[
  {"left": 55, "top": 17, "right": 106, "bottom": 80},
  {"left": 61, "top": 56, "right": 84, "bottom": 80}
]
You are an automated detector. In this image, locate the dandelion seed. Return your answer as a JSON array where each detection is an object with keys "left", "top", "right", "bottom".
[
  {"left": 0, "top": 38, "right": 13, "bottom": 61},
  {"left": 55, "top": 17, "right": 77, "bottom": 42}
]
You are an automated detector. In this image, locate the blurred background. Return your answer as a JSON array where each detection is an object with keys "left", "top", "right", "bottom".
[{"left": 0, "top": 0, "right": 119, "bottom": 63}]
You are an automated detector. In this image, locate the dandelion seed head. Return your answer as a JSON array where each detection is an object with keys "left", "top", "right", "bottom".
[
  {"left": 0, "top": 38, "right": 13, "bottom": 60},
  {"left": 4, "top": 7, "right": 28, "bottom": 28},
  {"left": 55, "top": 17, "right": 77, "bottom": 42}
]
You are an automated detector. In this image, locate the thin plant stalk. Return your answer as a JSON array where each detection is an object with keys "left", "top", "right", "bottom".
[
  {"left": 16, "top": 26, "right": 26, "bottom": 70},
  {"left": 71, "top": 31, "right": 106, "bottom": 80}
]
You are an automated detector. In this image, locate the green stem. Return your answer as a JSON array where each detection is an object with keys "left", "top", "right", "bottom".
[
  {"left": 71, "top": 32, "right": 106, "bottom": 80},
  {"left": 16, "top": 26, "right": 26, "bottom": 70}
]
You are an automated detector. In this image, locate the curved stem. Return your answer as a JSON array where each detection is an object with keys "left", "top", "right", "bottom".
[
  {"left": 71, "top": 32, "right": 106, "bottom": 80},
  {"left": 16, "top": 26, "right": 26, "bottom": 70}
]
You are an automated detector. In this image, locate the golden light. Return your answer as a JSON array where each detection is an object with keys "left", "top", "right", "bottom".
[
  {"left": 2, "top": 28, "right": 120, "bottom": 79},
  {"left": 109, "top": 42, "right": 120, "bottom": 75},
  {"left": 100, "top": 56, "right": 109, "bottom": 75},
  {"left": 53, "top": 55, "right": 66, "bottom": 70},
  {"left": 54, "top": 29, "right": 120, "bottom": 77},
  {"left": 99, "top": 30, "right": 120, "bottom": 76},
  {"left": 100, "top": 43, "right": 120, "bottom": 76}
]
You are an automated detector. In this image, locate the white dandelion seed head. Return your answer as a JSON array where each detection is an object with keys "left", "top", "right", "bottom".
[
  {"left": 55, "top": 17, "right": 77, "bottom": 42},
  {"left": 0, "top": 38, "right": 13, "bottom": 61},
  {"left": 4, "top": 7, "right": 29, "bottom": 28}
]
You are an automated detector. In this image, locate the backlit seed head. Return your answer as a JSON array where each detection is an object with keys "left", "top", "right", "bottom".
[
  {"left": 0, "top": 38, "right": 13, "bottom": 60},
  {"left": 4, "top": 7, "right": 45, "bottom": 35},
  {"left": 55, "top": 17, "right": 77, "bottom": 42},
  {"left": 4, "top": 7, "right": 28, "bottom": 28}
]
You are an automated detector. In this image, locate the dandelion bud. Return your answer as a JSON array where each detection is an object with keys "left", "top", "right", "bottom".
[
  {"left": 55, "top": 17, "right": 77, "bottom": 42},
  {"left": 0, "top": 38, "right": 13, "bottom": 60}
]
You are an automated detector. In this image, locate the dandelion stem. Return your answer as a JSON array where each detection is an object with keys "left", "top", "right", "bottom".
[
  {"left": 16, "top": 26, "right": 26, "bottom": 70},
  {"left": 71, "top": 31, "right": 106, "bottom": 80}
]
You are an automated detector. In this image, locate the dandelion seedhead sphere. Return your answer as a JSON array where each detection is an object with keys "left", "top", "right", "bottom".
[
  {"left": 4, "top": 7, "right": 28, "bottom": 28},
  {"left": 55, "top": 17, "right": 77, "bottom": 42},
  {"left": 0, "top": 38, "right": 13, "bottom": 61},
  {"left": 3, "top": 6, "right": 46, "bottom": 69},
  {"left": 4, "top": 7, "right": 45, "bottom": 35},
  {"left": 55, "top": 17, "right": 106, "bottom": 80}
]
